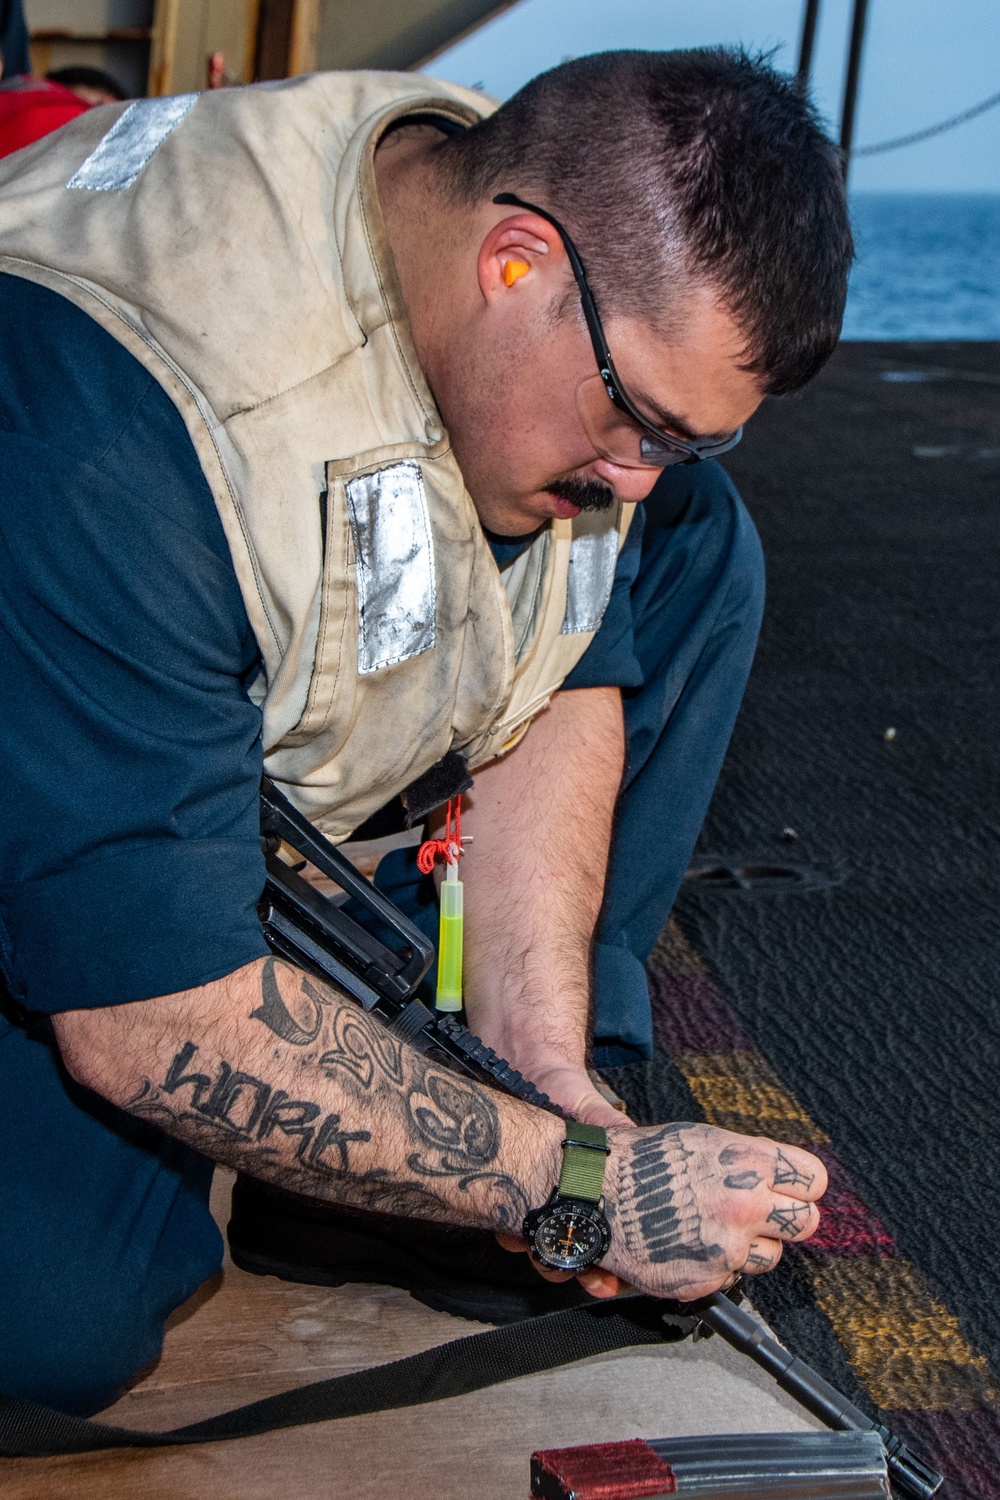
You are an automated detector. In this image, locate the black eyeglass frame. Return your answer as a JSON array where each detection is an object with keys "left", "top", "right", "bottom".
[{"left": 493, "top": 192, "right": 743, "bottom": 468}]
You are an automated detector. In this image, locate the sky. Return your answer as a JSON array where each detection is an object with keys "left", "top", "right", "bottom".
[{"left": 425, "top": 0, "right": 1000, "bottom": 192}]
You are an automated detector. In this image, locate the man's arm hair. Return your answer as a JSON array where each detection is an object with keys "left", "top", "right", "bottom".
[{"left": 53, "top": 956, "right": 563, "bottom": 1232}]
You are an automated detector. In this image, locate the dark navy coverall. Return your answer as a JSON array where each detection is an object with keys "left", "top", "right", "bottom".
[{"left": 0, "top": 274, "right": 764, "bottom": 1413}]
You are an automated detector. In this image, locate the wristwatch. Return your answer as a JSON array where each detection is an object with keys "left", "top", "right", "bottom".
[{"left": 522, "top": 1122, "right": 612, "bottom": 1271}]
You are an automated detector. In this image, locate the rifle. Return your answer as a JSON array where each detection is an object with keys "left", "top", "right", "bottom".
[
  {"left": 259, "top": 776, "right": 562, "bottom": 1112},
  {"left": 258, "top": 777, "right": 942, "bottom": 1500}
]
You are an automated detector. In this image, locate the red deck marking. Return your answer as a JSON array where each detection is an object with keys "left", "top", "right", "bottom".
[
  {"left": 648, "top": 970, "right": 753, "bottom": 1053},
  {"left": 803, "top": 1146, "right": 897, "bottom": 1258},
  {"left": 886, "top": 1409, "right": 1000, "bottom": 1500}
]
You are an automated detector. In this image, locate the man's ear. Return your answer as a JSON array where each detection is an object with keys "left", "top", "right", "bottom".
[{"left": 477, "top": 213, "right": 563, "bottom": 306}]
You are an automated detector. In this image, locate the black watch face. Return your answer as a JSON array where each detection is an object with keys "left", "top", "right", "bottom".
[{"left": 525, "top": 1201, "right": 610, "bottom": 1271}]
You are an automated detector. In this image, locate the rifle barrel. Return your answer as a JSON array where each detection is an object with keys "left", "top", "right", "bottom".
[{"left": 695, "top": 1295, "right": 943, "bottom": 1499}]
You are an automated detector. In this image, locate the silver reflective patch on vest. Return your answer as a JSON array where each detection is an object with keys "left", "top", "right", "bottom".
[
  {"left": 67, "top": 95, "right": 198, "bottom": 192},
  {"left": 345, "top": 462, "right": 436, "bottom": 674},
  {"left": 561, "top": 514, "right": 620, "bottom": 634}
]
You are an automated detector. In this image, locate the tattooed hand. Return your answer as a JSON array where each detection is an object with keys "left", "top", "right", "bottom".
[{"left": 593, "top": 1123, "right": 826, "bottom": 1301}]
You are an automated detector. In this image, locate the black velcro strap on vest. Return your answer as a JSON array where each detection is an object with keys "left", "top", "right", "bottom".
[
  {"left": 400, "top": 750, "right": 474, "bottom": 828},
  {"left": 0, "top": 1298, "right": 669, "bottom": 1458}
]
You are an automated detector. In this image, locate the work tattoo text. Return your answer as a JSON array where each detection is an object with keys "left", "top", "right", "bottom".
[{"left": 125, "top": 959, "right": 529, "bottom": 1227}]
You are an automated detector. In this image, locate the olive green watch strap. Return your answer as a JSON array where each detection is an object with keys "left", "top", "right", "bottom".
[{"left": 556, "top": 1122, "right": 609, "bottom": 1202}]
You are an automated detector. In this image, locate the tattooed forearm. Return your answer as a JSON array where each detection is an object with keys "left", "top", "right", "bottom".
[{"left": 121, "top": 959, "right": 539, "bottom": 1230}]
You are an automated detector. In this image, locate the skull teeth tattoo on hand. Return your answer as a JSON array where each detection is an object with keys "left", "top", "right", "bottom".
[{"left": 613, "top": 1125, "right": 724, "bottom": 1266}]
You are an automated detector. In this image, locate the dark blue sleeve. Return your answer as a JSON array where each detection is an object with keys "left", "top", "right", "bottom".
[
  {"left": 0, "top": 275, "right": 269, "bottom": 1013},
  {"left": 561, "top": 508, "right": 645, "bottom": 691},
  {"left": 0, "top": 0, "right": 29, "bottom": 79}
]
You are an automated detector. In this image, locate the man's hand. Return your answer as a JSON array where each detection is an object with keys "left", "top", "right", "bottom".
[
  {"left": 604, "top": 1122, "right": 825, "bottom": 1298},
  {"left": 499, "top": 1122, "right": 827, "bottom": 1303},
  {"left": 448, "top": 685, "right": 626, "bottom": 1127},
  {"left": 526, "top": 1061, "right": 630, "bottom": 1129}
]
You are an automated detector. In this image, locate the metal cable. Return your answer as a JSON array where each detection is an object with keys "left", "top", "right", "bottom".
[{"left": 853, "top": 86, "right": 1000, "bottom": 156}]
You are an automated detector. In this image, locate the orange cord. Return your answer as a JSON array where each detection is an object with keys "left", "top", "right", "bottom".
[{"left": 417, "top": 797, "right": 462, "bottom": 874}]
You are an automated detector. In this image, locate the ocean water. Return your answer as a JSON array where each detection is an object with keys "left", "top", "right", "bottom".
[{"left": 842, "top": 193, "right": 1000, "bottom": 341}]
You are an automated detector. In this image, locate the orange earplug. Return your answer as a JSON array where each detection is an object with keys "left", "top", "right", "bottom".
[{"left": 503, "top": 258, "right": 530, "bottom": 287}]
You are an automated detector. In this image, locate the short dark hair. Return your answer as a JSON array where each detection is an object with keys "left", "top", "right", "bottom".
[
  {"left": 46, "top": 66, "right": 127, "bottom": 101},
  {"left": 440, "top": 49, "right": 853, "bottom": 395}
]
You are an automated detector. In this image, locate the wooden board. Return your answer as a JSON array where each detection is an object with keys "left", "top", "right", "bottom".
[{"left": 148, "top": 0, "right": 259, "bottom": 94}]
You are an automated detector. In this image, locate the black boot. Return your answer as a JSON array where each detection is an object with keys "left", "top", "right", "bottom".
[{"left": 227, "top": 1174, "right": 597, "bottom": 1325}]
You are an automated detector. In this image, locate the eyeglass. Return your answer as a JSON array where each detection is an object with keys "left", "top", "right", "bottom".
[{"left": 493, "top": 192, "right": 743, "bottom": 470}]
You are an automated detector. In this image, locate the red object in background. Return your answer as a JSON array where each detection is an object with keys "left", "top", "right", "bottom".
[
  {"left": 206, "top": 52, "right": 225, "bottom": 89},
  {"left": 0, "top": 78, "right": 91, "bottom": 159},
  {"left": 531, "top": 1441, "right": 676, "bottom": 1500}
]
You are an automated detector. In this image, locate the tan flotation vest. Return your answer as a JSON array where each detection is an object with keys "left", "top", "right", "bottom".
[{"left": 0, "top": 72, "right": 633, "bottom": 839}]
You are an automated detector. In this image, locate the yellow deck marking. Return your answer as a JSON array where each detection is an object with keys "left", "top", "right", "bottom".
[
  {"left": 807, "top": 1256, "right": 997, "bottom": 1410},
  {"left": 674, "top": 1049, "right": 830, "bottom": 1144}
]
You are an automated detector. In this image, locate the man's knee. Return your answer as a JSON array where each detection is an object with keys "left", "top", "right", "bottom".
[
  {"left": 629, "top": 459, "right": 764, "bottom": 682},
  {"left": 0, "top": 1271, "right": 167, "bottom": 1415},
  {"left": 646, "top": 458, "right": 763, "bottom": 619},
  {"left": 704, "top": 463, "right": 766, "bottom": 638},
  {"left": 0, "top": 1021, "right": 223, "bottom": 1414}
]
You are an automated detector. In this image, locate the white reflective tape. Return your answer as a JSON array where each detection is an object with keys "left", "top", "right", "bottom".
[
  {"left": 561, "top": 513, "right": 620, "bottom": 635},
  {"left": 67, "top": 95, "right": 198, "bottom": 192},
  {"left": 345, "top": 462, "right": 437, "bottom": 674}
]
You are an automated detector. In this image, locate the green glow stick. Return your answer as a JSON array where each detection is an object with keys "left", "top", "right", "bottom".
[{"left": 435, "top": 857, "right": 464, "bottom": 1012}]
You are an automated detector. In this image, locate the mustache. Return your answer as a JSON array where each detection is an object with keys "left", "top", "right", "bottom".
[{"left": 545, "top": 476, "right": 615, "bottom": 513}]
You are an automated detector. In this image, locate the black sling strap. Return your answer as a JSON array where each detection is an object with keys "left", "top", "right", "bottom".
[{"left": 0, "top": 1298, "right": 671, "bottom": 1458}]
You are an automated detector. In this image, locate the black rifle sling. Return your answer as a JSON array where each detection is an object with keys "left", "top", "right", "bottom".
[{"left": 0, "top": 1299, "right": 669, "bottom": 1458}]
